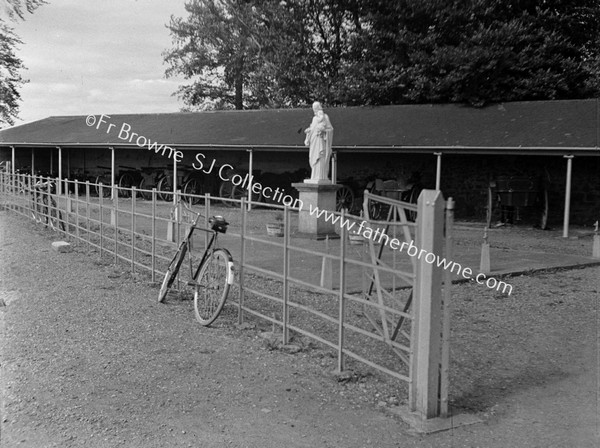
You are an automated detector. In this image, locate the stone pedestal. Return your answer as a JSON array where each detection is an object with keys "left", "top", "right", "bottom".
[{"left": 292, "top": 181, "right": 341, "bottom": 239}]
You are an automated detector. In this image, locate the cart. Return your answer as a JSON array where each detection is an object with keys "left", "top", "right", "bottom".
[{"left": 486, "top": 175, "right": 549, "bottom": 229}]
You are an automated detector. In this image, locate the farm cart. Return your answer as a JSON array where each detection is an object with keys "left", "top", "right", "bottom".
[
  {"left": 365, "top": 177, "right": 423, "bottom": 221},
  {"left": 486, "top": 175, "right": 549, "bottom": 229}
]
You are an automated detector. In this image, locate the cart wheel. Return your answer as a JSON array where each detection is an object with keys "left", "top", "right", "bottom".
[
  {"left": 183, "top": 178, "right": 204, "bottom": 205},
  {"left": 157, "top": 176, "right": 172, "bottom": 202},
  {"left": 118, "top": 173, "right": 135, "bottom": 198},
  {"left": 219, "top": 181, "right": 236, "bottom": 207},
  {"left": 232, "top": 183, "right": 262, "bottom": 205},
  {"left": 336, "top": 185, "right": 354, "bottom": 211},
  {"left": 368, "top": 199, "right": 382, "bottom": 220},
  {"left": 540, "top": 189, "right": 549, "bottom": 230},
  {"left": 138, "top": 178, "right": 151, "bottom": 200},
  {"left": 406, "top": 186, "right": 422, "bottom": 222},
  {"left": 95, "top": 175, "right": 111, "bottom": 198}
]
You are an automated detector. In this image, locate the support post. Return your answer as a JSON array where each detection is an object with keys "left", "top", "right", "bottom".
[
  {"left": 410, "top": 189, "right": 444, "bottom": 419},
  {"left": 110, "top": 147, "right": 116, "bottom": 200},
  {"left": 172, "top": 156, "right": 178, "bottom": 206},
  {"left": 11, "top": 146, "right": 15, "bottom": 176},
  {"left": 151, "top": 188, "right": 157, "bottom": 281},
  {"left": 131, "top": 186, "right": 136, "bottom": 272},
  {"left": 337, "top": 208, "right": 347, "bottom": 372},
  {"left": 440, "top": 197, "right": 454, "bottom": 418},
  {"left": 238, "top": 197, "right": 246, "bottom": 324},
  {"left": 434, "top": 152, "right": 442, "bottom": 191},
  {"left": 563, "top": 155, "right": 574, "bottom": 238},
  {"left": 282, "top": 205, "right": 290, "bottom": 344},
  {"left": 331, "top": 151, "right": 338, "bottom": 185},
  {"left": 479, "top": 226, "right": 491, "bottom": 274},
  {"left": 593, "top": 221, "right": 600, "bottom": 259},
  {"left": 247, "top": 148, "right": 253, "bottom": 211},
  {"left": 57, "top": 146, "right": 62, "bottom": 195},
  {"left": 74, "top": 180, "right": 80, "bottom": 241},
  {"left": 31, "top": 148, "right": 35, "bottom": 175},
  {"left": 320, "top": 236, "right": 333, "bottom": 289}
]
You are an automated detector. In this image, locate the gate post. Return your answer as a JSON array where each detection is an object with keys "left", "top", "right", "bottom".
[{"left": 409, "top": 189, "right": 444, "bottom": 419}]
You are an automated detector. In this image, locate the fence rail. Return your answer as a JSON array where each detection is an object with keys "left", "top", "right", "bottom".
[{"left": 0, "top": 171, "right": 454, "bottom": 420}]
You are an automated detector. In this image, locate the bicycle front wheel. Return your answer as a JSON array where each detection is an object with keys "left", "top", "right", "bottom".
[
  {"left": 194, "top": 249, "right": 234, "bottom": 326},
  {"left": 158, "top": 243, "right": 188, "bottom": 303}
]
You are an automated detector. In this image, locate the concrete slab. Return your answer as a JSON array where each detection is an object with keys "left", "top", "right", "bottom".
[
  {"left": 389, "top": 405, "right": 482, "bottom": 434},
  {"left": 51, "top": 241, "right": 71, "bottom": 253}
]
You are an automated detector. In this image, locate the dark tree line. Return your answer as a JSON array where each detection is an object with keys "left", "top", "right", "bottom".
[{"left": 164, "top": 0, "right": 600, "bottom": 110}]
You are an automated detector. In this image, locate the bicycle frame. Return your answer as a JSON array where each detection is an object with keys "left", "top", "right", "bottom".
[{"left": 183, "top": 223, "right": 219, "bottom": 286}]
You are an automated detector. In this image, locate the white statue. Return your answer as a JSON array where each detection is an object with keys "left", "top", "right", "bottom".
[{"left": 304, "top": 101, "right": 333, "bottom": 182}]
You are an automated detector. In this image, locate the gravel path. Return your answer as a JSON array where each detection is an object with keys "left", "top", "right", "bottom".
[{"left": 1, "top": 209, "right": 598, "bottom": 447}]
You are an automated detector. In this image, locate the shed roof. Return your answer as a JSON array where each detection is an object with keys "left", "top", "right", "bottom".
[{"left": 1, "top": 99, "right": 598, "bottom": 155}]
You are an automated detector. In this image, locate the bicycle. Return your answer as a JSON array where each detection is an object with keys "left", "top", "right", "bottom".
[
  {"left": 30, "top": 178, "right": 65, "bottom": 231},
  {"left": 158, "top": 204, "right": 235, "bottom": 326}
]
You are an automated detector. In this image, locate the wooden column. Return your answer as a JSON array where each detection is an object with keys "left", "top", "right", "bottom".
[
  {"left": 410, "top": 189, "right": 444, "bottom": 419},
  {"left": 434, "top": 152, "right": 442, "bottom": 190},
  {"left": 331, "top": 151, "right": 337, "bottom": 184},
  {"left": 562, "top": 155, "right": 574, "bottom": 238},
  {"left": 57, "top": 146, "right": 62, "bottom": 195},
  {"left": 247, "top": 148, "right": 253, "bottom": 211},
  {"left": 11, "top": 146, "right": 15, "bottom": 174},
  {"left": 110, "top": 146, "right": 116, "bottom": 200},
  {"left": 173, "top": 155, "right": 178, "bottom": 205}
]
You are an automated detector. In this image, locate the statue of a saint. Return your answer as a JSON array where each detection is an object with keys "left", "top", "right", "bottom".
[{"left": 304, "top": 101, "right": 333, "bottom": 182}]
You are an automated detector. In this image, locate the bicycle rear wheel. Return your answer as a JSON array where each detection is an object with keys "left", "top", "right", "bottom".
[
  {"left": 158, "top": 243, "right": 188, "bottom": 303},
  {"left": 194, "top": 249, "right": 234, "bottom": 326}
]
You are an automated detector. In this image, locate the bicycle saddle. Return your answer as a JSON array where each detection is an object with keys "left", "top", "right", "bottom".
[{"left": 209, "top": 215, "right": 229, "bottom": 233}]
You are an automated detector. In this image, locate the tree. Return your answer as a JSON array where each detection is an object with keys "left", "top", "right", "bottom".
[
  {"left": 164, "top": 0, "right": 265, "bottom": 110},
  {"left": 333, "top": 0, "right": 600, "bottom": 106},
  {"left": 0, "top": 23, "right": 27, "bottom": 127},
  {"left": 0, "top": 0, "right": 46, "bottom": 128},
  {"left": 164, "top": 0, "right": 364, "bottom": 109},
  {"left": 165, "top": 0, "right": 600, "bottom": 109},
  {"left": 1, "top": 0, "right": 46, "bottom": 20}
]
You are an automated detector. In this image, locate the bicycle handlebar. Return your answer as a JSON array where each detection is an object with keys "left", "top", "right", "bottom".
[{"left": 177, "top": 199, "right": 228, "bottom": 232}]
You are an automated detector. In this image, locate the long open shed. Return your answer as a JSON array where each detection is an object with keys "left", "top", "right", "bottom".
[{"left": 1, "top": 99, "right": 599, "bottom": 234}]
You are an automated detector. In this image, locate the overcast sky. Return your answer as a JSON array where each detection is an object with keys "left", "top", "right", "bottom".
[{"left": 9, "top": 0, "right": 189, "bottom": 125}]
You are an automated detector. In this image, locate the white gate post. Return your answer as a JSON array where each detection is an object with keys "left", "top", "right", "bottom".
[{"left": 410, "top": 189, "right": 445, "bottom": 419}]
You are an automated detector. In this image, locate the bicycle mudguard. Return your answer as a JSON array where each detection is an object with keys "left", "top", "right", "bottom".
[{"left": 226, "top": 261, "right": 235, "bottom": 285}]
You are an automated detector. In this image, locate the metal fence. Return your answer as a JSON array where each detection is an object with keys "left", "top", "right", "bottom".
[{"left": 0, "top": 171, "right": 454, "bottom": 420}]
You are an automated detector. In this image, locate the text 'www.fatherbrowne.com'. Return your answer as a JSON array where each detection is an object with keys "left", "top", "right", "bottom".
[{"left": 307, "top": 204, "right": 513, "bottom": 296}]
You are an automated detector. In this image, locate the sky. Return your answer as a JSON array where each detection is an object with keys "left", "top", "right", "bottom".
[{"left": 7, "top": 0, "right": 189, "bottom": 125}]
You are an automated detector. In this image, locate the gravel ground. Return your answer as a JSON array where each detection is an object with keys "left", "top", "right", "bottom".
[{"left": 1, "top": 209, "right": 598, "bottom": 447}]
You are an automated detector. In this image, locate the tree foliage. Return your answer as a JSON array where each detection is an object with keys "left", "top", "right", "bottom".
[
  {"left": 0, "top": 0, "right": 46, "bottom": 127},
  {"left": 0, "top": 23, "right": 26, "bottom": 127},
  {"left": 351, "top": 0, "right": 600, "bottom": 106},
  {"left": 1, "top": 0, "right": 46, "bottom": 20},
  {"left": 165, "top": 0, "right": 600, "bottom": 109}
]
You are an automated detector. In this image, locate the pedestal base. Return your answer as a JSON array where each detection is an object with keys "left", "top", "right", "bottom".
[
  {"left": 388, "top": 406, "right": 482, "bottom": 434},
  {"left": 292, "top": 182, "right": 341, "bottom": 240}
]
